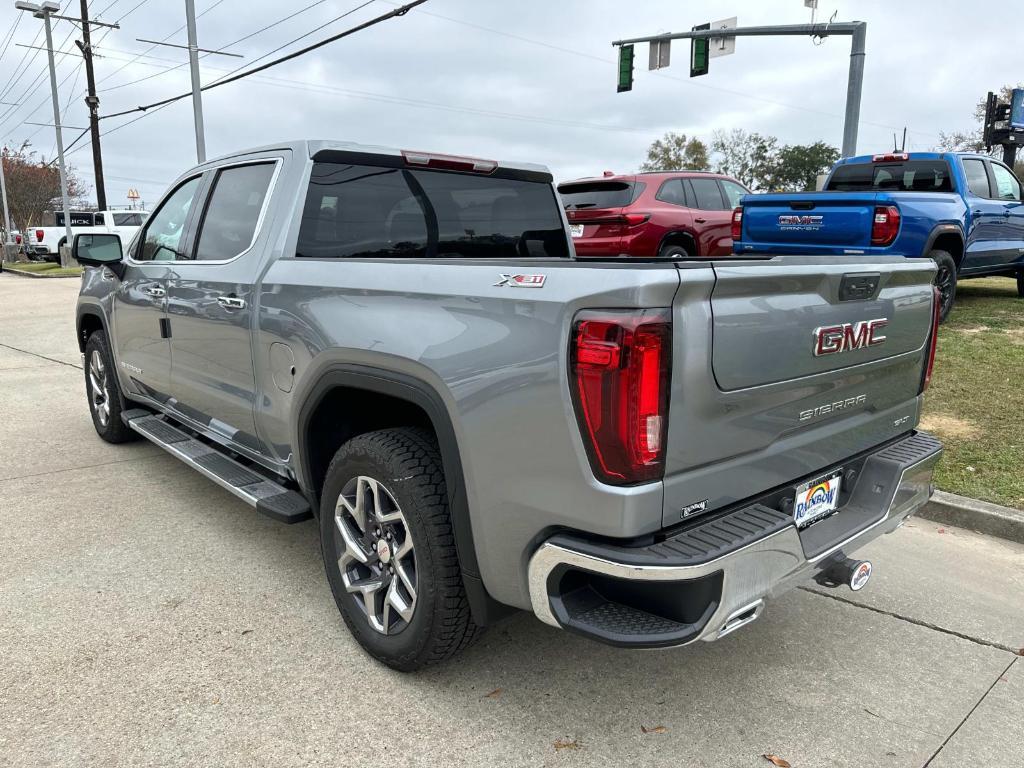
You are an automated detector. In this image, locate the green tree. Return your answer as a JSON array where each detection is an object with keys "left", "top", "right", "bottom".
[
  {"left": 640, "top": 132, "right": 710, "bottom": 172},
  {"left": 710, "top": 129, "right": 779, "bottom": 190},
  {"left": 1, "top": 142, "right": 87, "bottom": 231},
  {"left": 772, "top": 141, "right": 841, "bottom": 191}
]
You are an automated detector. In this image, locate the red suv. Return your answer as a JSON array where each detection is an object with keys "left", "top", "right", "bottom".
[{"left": 558, "top": 171, "right": 749, "bottom": 258}]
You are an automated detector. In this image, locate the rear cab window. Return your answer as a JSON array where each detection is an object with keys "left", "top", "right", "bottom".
[
  {"left": 298, "top": 161, "right": 569, "bottom": 259},
  {"left": 557, "top": 181, "right": 642, "bottom": 210},
  {"left": 825, "top": 159, "right": 954, "bottom": 192}
]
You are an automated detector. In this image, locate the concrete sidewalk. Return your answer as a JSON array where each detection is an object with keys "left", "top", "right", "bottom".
[{"left": 1, "top": 274, "right": 1021, "bottom": 768}]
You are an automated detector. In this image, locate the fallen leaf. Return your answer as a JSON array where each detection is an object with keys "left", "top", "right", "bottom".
[
  {"left": 937, "top": 528, "right": 946, "bottom": 534},
  {"left": 483, "top": 688, "right": 502, "bottom": 699},
  {"left": 240, "top": 629, "right": 254, "bottom": 636},
  {"left": 211, "top": 696, "right": 221, "bottom": 704},
  {"left": 640, "top": 725, "right": 668, "bottom": 734},
  {"left": 1017, "top": 648, "right": 1024, "bottom": 656},
  {"left": 554, "top": 739, "right": 582, "bottom": 751},
  {"left": 762, "top": 755, "right": 791, "bottom": 768}
]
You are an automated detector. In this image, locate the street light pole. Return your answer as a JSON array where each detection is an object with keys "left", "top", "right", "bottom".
[
  {"left": 15, "top": 2, "right": 73, "bottom": 251},
  {"left": 184, "top": 0, "right": 206, "bottom": 163},
  {"left": 41, "top": 5, "right": 73, "bottom": 251}
]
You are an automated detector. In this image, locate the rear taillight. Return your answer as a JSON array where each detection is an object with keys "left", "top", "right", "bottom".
[
  {"left": 921, "top": 286, "right": 941, "bottom": 393},
  {"left": 570, "top": 309, "right": 671, "bottom": 485},
  {"left": 15, "top": 234, "right": 21, "bottom": 244},
  {"left": 565, "top": 211, "right": 648, "bottom": 226},
  {"left": 622, "top": 212, "right": 650, "bottom": 226},
  {"left": 871, "top": 205, "right": 900, "bottom": 246},
  {"left": 35, "top": 229, "right": 44, "bottom": 242},
  {"left": 731, "top": 207, "right": 743, "bottom": 240}
]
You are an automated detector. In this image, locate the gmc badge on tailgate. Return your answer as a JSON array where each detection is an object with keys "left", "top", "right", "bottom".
[{"left": 813, "top": 318, "right": 887, "bottom": 356}]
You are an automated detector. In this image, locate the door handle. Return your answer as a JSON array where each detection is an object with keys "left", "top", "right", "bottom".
[
  {"left": 694, "top": 217, "right": 707, "bottom": 223},
  {"left": 144, "top": 285, "right": 165, "bottom": 298},
  {"left": 217, "top": 295, "right": 246, "bottom": 310}
]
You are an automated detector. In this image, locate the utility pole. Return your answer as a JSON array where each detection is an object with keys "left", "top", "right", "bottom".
[
  {"left": 0, "top": 147, "right": 12, "bottom": 246},
  {"left": 138, "top": 2, "right": 243, "bottom": 164},
  {"left": 185, "top": 0, "right": 206, "bottom": 163},
  {"left": 76, "top": 0, "right": 106, "bottom": 210},
  {"left": 613, "top": 21, "right": 868, "bottom": 158},
  {"left": 37, "top": 2, "right": 73, "bottom": 249}
]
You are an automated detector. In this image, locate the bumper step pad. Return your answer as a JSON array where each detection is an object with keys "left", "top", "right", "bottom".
[{"left": 128, "top": 414, "right": 312, "bottom": 524}]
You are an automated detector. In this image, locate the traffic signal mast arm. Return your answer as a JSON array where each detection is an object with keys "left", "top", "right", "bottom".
[{"left": 611, "top": 21, "right": 867, "bottom": 158}]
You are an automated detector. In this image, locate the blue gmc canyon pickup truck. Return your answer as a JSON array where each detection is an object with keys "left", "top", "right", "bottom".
[{"left": 732, "top": 152, "right": 1024, "bottom": 321}]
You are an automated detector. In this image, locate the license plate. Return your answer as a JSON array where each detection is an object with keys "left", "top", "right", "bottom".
[
  {"left": 569, "top": 224, "right": 584, "bottom": 238},
  {"left": 793, "top": 470, "right": 842, "bottom": 528}
]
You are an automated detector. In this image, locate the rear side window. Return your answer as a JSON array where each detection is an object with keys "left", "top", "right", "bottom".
[
  {"left": 825, "top": 160, "right": 953, "bottom": 192},
  {"left": 298, "top": 163, "right": 569, "bottom": 259},
  {"left": 194, "top": 163, "right": 276, "bottom": 261},
  {"left": 689, "top": 178, "right": 727, "bottom": 210},
  {"left": 655, "top": 179, "right": 687, "bottom": 206},
  {"left": 962, "top": 159, "right": 990, "bottom": 197},
  {"left": 557, "top": 181, "right": 640, "bottom": 209},
  {"left": 720, "top": 180, "right": 747, "bottom": 208},
  {"left": 112, "top": 212, "right": 144, "bottom": 226}
]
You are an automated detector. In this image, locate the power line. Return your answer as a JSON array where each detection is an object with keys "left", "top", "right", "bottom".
[
  {"left": 99, "top": 0, "right": 329, "bottom": 93},
  {"left": 0, "top": 14, "right": 24, "bottom": 68},
  {"left": 99, "top": 0, "right": 424, "bottom": 121}
]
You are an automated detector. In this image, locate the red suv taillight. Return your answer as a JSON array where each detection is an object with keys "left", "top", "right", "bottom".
[
  {"left": 921, "top": 286, "right": 941, "bottom": 393},
  {"left": 569, "top": 309, "right": 671, "bottom": 485},
  {"left": 871, "top": 205, "right": 900, "bottom": 246},
  {"left": 35, "top": 229, "right": 44, "bottom": 243},
  {"left": 731, "top": 207, "right": 743, "bottom": 240}
]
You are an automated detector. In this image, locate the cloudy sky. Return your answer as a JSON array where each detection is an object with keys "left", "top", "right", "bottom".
[{"left": 0, "top": 0, "right": 1004, "bottom": 207}]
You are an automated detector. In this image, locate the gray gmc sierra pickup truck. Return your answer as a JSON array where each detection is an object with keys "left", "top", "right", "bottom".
[{"left": 73, "top": 140, "right": 943, "bottom": 670}]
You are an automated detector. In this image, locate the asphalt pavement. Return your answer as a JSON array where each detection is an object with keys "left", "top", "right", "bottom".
[{"left": 1, "top": 273, "right": 1022, "bottom": 768}]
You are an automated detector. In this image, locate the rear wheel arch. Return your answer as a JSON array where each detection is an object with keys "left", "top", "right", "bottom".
[
  {"left": 293, "top": 364, "right": 508, "bottom": 625},
  {"left": 657, "top": 230, "right": 698, "bottom": 257},
  {"left": 923, "top": 226, "right": 965, "bottom": 269}
]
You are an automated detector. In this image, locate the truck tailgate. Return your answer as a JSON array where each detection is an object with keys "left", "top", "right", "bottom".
[
  {"left": 662, "top": 255, "right": 935, "bottom": 528},
  {"left": 741, "top": 192, "right": 879, "bottom": 248}
]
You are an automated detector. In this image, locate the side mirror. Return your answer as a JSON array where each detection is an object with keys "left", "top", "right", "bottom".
[{"left": 73, "top": 233, "right": 124, "bottom": 278}]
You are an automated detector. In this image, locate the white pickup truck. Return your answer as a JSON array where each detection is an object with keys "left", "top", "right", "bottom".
[{"left": 29, "top": 210, "right": 148, "bottom": 261}]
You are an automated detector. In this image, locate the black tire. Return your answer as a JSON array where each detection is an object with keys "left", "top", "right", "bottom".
[
  {"left": 83, "top": 331, "right": 136, "bottom": 443},
  {"left": 319, "top": 427, "right": 481, "bottom": 671},
  {"left": 658, "top": 244, "right": 691, "bottom": 259},
  {"left": 927, "top": 249, "right": 957, "bottom": 323}
]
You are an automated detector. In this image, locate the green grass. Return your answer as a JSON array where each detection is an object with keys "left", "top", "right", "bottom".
[
  {"left": 4, "top": 262, "right": 83, "bottom": 277},
  {"left": 922, "top": 276, "right": 1024, "bottom": 509}
]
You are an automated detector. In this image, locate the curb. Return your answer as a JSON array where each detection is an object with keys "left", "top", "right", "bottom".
[
  {"left": 1, "top": 266, "right": 82, "bottom": 279},
  {"left": 918, "top": 490, "right": 1024, "bottom": 545}
]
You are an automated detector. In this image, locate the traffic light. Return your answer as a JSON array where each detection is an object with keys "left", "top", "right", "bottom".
[
  {"left": 690, "top": 23, "right": 710, "bottom": 77},
  {"left": 617, "top": 44, "right": 634, "bottom": 92}
]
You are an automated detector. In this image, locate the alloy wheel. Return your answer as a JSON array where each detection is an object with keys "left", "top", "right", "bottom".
[
  {"left": 334, "top": 475, "right": 417, "bottom": 635},
  {"left": 935, "top": 265, "right": 955, "bottom": 317},
  {"left": 88, "top": 350, "right": 111, "bottom": 427}
]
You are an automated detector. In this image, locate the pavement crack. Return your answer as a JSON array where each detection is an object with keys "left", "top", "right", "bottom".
[
  {"left": 800, "top": 586, "right": 1020, "bottom": 655},
  {"left": 921, "top": 657, "right": 1018, "bottom": 767},
  {"left": 0, "top": 452, "right": 164, "bottom": 484},
  {"left": 0, "top": 342, "right": 81, "bottom": 370}
]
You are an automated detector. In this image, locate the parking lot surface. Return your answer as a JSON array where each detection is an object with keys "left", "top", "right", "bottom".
[{"left": 1, "top": 273, "right": 1022, "bottom": 768}]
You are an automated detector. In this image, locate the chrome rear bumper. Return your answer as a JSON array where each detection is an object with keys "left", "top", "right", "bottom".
[{"left": 527, "top": 432, "right": 942, "bottom": 647}]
